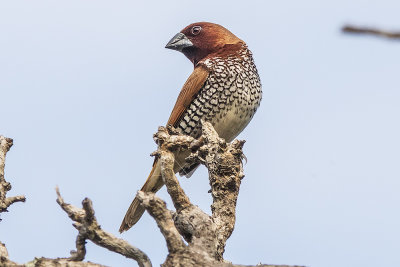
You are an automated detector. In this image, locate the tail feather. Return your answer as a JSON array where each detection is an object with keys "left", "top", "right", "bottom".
[
  {"left": 119, "top": 160, "right": 163, "bottom": 233},
  {"left": 119, "top": 150, "right": 191, "bottom": 233},
  {"left": 119, "top": 196, "right": 145, "bottom": 233}
]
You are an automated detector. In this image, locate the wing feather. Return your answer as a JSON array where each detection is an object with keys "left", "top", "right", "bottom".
[{"left": 167, "top": 65, "right": 209, "bottom": 127}]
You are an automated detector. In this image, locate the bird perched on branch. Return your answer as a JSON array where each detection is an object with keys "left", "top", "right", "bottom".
[{"left": 120, "top": 22, "right": 262, "bottom": 233}]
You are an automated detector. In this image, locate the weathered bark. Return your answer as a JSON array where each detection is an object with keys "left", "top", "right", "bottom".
[
  {"left": 0, "top": 136, "right": 25, "bottom": 217},
  {"left": 136, "top": 122, "right": 301, "bottom": 267},
  {"left": 55, "top": 188, "right": 152, "bottom": 267}
]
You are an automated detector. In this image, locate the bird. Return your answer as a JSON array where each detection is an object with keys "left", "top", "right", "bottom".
[{"left": 119, "top": 22, "right": 262, "bottom": 233}]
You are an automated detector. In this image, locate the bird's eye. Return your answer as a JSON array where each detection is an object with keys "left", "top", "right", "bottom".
[{"left": 191, "top": 26, "right": 202, "bottom": 35}]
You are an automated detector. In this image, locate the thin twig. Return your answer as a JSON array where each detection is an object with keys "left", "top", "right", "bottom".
[{"left": 342, "top": 25, "right": 400, "bottom": 39}]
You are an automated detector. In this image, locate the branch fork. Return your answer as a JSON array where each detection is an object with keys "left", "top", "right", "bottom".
[
  {"left": 137, "top": 121, "right": 248, "bottom": 266},
  {"left": 56, "top": 187, "right": 152, "bottom": 267},
  {"left": 0, "top": 136, "right": 25, "bottom": 216}
]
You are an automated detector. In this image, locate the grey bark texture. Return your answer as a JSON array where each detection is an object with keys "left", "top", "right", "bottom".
[
  {"left": 136, "top": 122, "right": 302, "bottom": 267},
  {"left": 0, "top": 136, "right": 25, "bottom": 216},
  {"left": 0, "top": 127, "right": 303, "bottom": 267}
]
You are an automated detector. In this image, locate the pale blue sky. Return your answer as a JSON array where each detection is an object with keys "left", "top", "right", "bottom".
[{"left": 1, "top": 1, "right": 400, "bottom": 266}]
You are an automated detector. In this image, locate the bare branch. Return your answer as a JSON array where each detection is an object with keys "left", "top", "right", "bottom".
[
  {"left": 157, "top": 146, "right": 192, "bottom": 212},
  {"left": 56, "top": 187, "right": 85, "bottom": 222},
  {"left": 197, "top": 122, "right": 246, "bottom": 260},
  {"left": 136, "top": 191, "right": 186, "bottom": 254},
  {"left": 342, "top": 25, "right": 400, "bottom": 39},
  {"left": 147, "top": 123, "right": 302, "bottom": 267},
  {"left": 69, "top": 231, "right": 87, "bottom": 261},
  {"left": 152, "top": 127, "right": 220, "bottom": 260},
  {"left": 0, "top": 241, "right": 19, "bottom": 266},
  {"left": 56, "top": 188, "right": 152, "bottom": 267},
  {"left": 0, "top": 136, "right": 25, "bottom": 216},
  {"left": 26, "top": 258, "right": 106, "bottom": 267},
  {"left": 1, "top": 236, "right": 105, "bottom": 267},
  {"left": 0, "top": 137, "right": 151, "bottom": 266}
]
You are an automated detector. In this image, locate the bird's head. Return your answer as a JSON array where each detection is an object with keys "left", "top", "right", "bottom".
[{"left": 165, "top": 22, "right": 243, "bottom": 66}]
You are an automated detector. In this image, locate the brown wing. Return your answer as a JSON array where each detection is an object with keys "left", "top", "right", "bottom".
[
  {"left": 119, "top": 65, "right": 210, "bottom": 233},
  {"left": 167, "top": 64, "right": 209, "bottom": 127}
]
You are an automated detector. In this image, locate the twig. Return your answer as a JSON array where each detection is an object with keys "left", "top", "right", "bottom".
[
  {"left": 0, "top": 136, "right": 25, "bottom": 217},
  {"left": 56, "top": 187, "right": 152, "bottom": 267},
  {"left": 342, "top": 25, "right": 400, "bottom": 39}
]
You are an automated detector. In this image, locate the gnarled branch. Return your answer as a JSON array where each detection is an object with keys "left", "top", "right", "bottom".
[
  {"left": 0, "top": 136, "right": 25, "bottom": 216},
  {"left": 56, "top": 187, "right": 152, "bottom": 267},
  {"left": 141, "top": 122, "right": 301, "bottom": 267}
]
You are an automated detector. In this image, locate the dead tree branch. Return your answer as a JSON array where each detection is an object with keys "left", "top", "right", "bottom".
[
  {"left": 342, "top": 24, "right": 400, "bottom": 39},
  {"left": 1, "top": 128, "right": 303, "bottom": 267},
  {"left": 0, "top": 135, "right": 151, "bottom": 267},
  {"left": 0, "top": 136, "right": 25, "bottom": 217},
  {"left": 137, "top": 191, "right": 186, "bottom": 254},
  {"left": 56, "top": 188, "right": 152, "bottom": 267},
  {"left": 138, "top": 122, "right": 302, "bottom": 267},
  {"left": 0, "top": 137, "right": 105, "bottom": 267}
]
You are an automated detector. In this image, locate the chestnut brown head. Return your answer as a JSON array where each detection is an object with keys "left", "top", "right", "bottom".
[{"left": 165, "top": 22, "right": 243, "bottom": 66}]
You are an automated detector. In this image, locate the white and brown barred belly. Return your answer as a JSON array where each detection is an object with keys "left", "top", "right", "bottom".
[{"left": 177, "top": 44, "right": 262, "bottom": 144}]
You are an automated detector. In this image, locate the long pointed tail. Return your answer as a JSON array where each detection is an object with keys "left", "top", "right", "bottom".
[{"left": 119, "top": 160, "right": 164, "bottom": 233}]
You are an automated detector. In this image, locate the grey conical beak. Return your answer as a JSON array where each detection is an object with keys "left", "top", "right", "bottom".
[{"left": 165, "top": 33, "right": 193, "bottom": 52}]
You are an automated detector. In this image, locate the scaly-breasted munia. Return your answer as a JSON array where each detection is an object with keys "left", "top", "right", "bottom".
[{"left": 120, "top": 22, "right": 262, "bottom": 232}]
